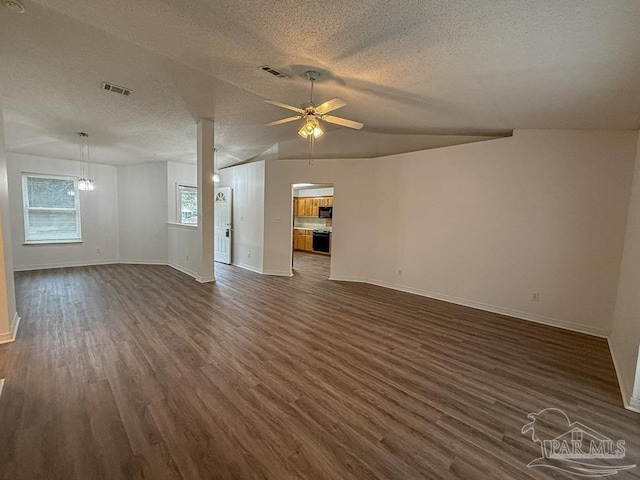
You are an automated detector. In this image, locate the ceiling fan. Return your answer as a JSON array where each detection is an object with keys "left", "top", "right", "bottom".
[{"left": 265, "top": 70, "right": 363, "bottom": 139}]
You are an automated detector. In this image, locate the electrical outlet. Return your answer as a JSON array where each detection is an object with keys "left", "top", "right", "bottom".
[
  {"left": 186, "top": 255, "right": 189, "bottom": 262},
  {"left": 398, "top": 269, "right": 403, "bottom": 276},
  {"left": 95, "top": 248, "right": 101, "bottom": 254},
  {"left": 247, "top": 252, "right": 251, "bottom": 259},
  {"left": 532, "top": 292, "right": 540, "bottom": 301},
  {"left": 275, "top": 217, "right": 281, "bottom": 223}
]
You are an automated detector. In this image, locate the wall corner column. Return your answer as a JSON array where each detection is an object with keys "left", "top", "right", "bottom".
[
  {"left": 196, "top": 118, "right": 215, "bottom": 283},
  {"left": 0, "top": 105, "right": 19, "bottom": 343}
]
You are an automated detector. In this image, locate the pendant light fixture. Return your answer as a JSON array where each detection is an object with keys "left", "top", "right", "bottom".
[{"left": 77, "top": 132, "right": 94, "bottom": 191}]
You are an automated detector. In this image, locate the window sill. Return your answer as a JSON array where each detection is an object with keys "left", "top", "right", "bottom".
[
  {"left": 23, "top": 240, "right": 83, "bottom": 246},
  {"left": 166, "top": 222, "right": 198, "bottom": 229}
]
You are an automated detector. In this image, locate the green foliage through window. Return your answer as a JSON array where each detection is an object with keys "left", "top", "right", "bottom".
[
  {"left": 22, "top": 174, "right": 81, "bottom": 243},
  {"left": 178, "top": 185, "right": 198, "bottom": 224}
]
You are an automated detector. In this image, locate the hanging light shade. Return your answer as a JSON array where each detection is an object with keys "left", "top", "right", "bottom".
[{"left": 77, "top": 132, "right": 94, "bottom": 191}]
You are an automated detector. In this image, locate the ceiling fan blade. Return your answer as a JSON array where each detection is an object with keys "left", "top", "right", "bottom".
[
  {"left": 315, "top": 97, "right": 347, "bottom": 115},
  {"left": 265, "top": 116, "right": 302, "bottom": 126},
  {"left": 264, "top": 99, "right": 305, "bottom": 114},
  {"left": 322, "top": 115, "right": 364, "bottom": 130}
]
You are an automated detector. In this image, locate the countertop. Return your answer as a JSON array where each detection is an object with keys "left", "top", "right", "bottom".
[{"left": 294, "top": 226, "right": 333, "bottom": 232}]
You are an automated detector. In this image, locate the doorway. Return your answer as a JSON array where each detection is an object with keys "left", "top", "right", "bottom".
[
  {"left": 291, "top": 183, "right": 333, "bottom": 279},
  {"left": 214, "top": 187, "right": 232, "bottom": 264}
]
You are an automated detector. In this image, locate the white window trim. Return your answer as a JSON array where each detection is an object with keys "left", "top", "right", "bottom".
[
  {"left": 22, "top": 173, "right": 82, "bottom": 245},
  {"left": 177, "top": 184, "right": 198, "bottom": 226}
]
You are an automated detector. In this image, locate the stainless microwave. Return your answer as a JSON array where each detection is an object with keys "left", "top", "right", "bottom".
[{"left": 318, "top": 206, "right": 333, "bottom": 218}]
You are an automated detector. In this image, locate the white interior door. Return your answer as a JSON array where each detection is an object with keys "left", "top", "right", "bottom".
[{"left": 214, "top": 187, "right": 232, "bottom": 264}]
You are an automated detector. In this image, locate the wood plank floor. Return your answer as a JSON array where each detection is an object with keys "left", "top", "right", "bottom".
[{"left": 0, "top": 258, "right": 638, "bottom": 479}]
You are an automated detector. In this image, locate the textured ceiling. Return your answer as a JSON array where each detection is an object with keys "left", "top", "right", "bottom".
[{"left": 1, "top": 1, "right": 640, "bottom": 168}]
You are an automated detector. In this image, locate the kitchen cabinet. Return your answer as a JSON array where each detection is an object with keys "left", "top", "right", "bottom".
[
  {"left": 293, "top": 196, "right": 333, "bottom": 217},
  {"left": 294, "top": 228, "right": 322, "bottom": 253},
  {"left": 303, "top": 198, "right": 313, "bottom": 216},
  {"left": 304, "top": 230, "right": 313, "bottom": 251},
  {"left": 293, "top": 229, "right": 304, "bottom": 250}
]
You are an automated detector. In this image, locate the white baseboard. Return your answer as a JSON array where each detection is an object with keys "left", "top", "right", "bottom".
[
  {"left": 232, "top": 263, "right": 292, "bottom": 277},
  {"left": 329, "top": 275, "right": 609, "bottom": 338},
  {"left": 262, "top": 270, "right": 293, "bottom": 277},
  {"left": 233, "top": 263, "right": 264, "bottom": 274},
  {"left": 330, "top": 276, "right": 609, "bottom": 338},
  {"left": 608, "top": 337, "right": 633, "bottom": 410},
  {"left": 336, "top": 276, "right": 635, "bottom": 412},
  {"left": 167, "top": 262, "right": 197, "bottom": 278},
  {"left": 0, "top": 313, "right": 21, "bottom": 345},
  {"left": 376, "top": 278, "right": 609, "bottom": 338},
  {"left": 329, "top": 275, "right": 368, "bottom": 283},
  {"left": 196, "top": 275, "right": 216, "bottom": 283},
  {"left": 14, "top": 259, "right": 215, "bottom": 284},
  {"left": 13, "top": 260, "right": 119, "bottom": 271},
  {"left": 118, "top": 260, "right": 168, "bottom": 265}
]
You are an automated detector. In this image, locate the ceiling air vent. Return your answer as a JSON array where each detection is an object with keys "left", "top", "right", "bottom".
[
  {"left": 101, "top": 81, "right": 132, "bottom": 96},
  {"left": 259, "top": 65, "right": 288, "bottom": 79}
]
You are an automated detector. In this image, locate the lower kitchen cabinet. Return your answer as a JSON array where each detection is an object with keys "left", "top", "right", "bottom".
[{"left": 294, "top": 229, "right": 330, "bottom": 254}]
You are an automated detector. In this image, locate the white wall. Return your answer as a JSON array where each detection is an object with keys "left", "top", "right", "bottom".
[
  {"left": 219, "top": 161, "right": 265, "bottom": 274},
  {"left": 294, "top": 187, "right": 334, "bottom": 197},
  {"left": 5, "top": 155, "right": 209, "bottom": 281},
  {"left": 610, "top": 134, "right": 640, "bottom": 410},
  {"left": 167, "top": 161, "right": 197, "bottom": 223},
  {"left": 365, "top": 130, "right": 637, "bottom": 337},
  {"left": 264, "top": 158, "right": 374, "bottom": 277},
  {"left": 263, "top": 130, "right": 638, "bottom": 336},
  {"left": 0, "top": 109, "right": 18, "bottom": 342},
  {"left": 166, "top": 161, "right": 199, "bottom": 276},
  {"left": 167, "top": 224, "right": 201, "bottom": 277},
  {"left": 118, "top": 162, "right": 167, "bottom": 264},
  {"left": 8, "top": 153, "right": 119, "bottom": 270}
]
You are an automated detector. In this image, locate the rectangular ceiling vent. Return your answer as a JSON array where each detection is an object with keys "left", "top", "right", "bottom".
[
  {"left": 101, "top": 81, "right": 132, "bottom": 96},
  {"left": 259, "top": 65, "right": 288, "bottom": 79}
]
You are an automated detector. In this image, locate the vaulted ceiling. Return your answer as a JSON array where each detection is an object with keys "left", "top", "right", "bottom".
[{"left": 1, "top": 1, "right": 640, "bottom": 168}]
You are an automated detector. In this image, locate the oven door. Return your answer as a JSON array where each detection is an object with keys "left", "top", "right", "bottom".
[{"left": 312, "top": 230, "right": 331, "bottom": 253}]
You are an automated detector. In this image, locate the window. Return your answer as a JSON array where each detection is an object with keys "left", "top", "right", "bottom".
[
  {"left": 178, "top": 185, "right": 198, "bottom": 225},
  {"left": 22, "top": 174, "right": 81, "bottom": 244}
]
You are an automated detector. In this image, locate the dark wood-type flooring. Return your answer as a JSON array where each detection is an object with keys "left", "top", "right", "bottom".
[{"left": 0, "top": 254, "right": 639, "bottom": 479}]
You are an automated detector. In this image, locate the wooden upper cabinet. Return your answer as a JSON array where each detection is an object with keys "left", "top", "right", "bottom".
[{"left": 294, "top": 196, "right": 334, "bottom": 217}]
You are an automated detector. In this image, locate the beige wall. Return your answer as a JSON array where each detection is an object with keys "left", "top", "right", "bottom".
[
  {"left": 219, "top": 161, "right": 265, "bottom": 273},
  {"left": 610, "top": 135, "right": 640, "bottom": 409},
  {"left": 263, "top": 158, "right": 374, "bottom": 277},
  {"left": 263, "top": 130, "right": 638, "bottom": 337},
  {"left": 8, "top": 153, "right": 120, "bottom": 270},
  {"left": 118, "top": 162, "right": 167, "bottom": 264},
  {"left": 0, "top": 109, "right": 17, "bottom": 342},
  {"left": 365, "top": 130, "right": 636, "bottom": 336},
  {"left": 167, "top": 161, "right": 196, "bottom": 224}
]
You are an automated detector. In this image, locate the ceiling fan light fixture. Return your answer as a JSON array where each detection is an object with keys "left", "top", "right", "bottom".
[{"left": 298, "top": 118, "right": 323, "bottom": 139}]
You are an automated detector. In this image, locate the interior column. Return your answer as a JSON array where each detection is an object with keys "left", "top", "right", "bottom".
[{"left": 195, "top": 118, "right": 215, "bottom": 283}]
